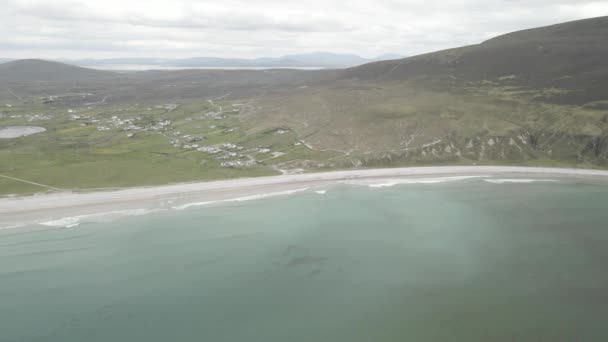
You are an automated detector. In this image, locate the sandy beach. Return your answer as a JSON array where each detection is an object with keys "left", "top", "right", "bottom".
[{"left": 2, "top": 166, "right": 608, "bottom": 229}]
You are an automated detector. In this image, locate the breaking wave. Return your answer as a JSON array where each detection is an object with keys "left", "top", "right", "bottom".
[
  {"left": 173, "top": 188, "right": 310, "bottom": 210},
  {"left": 342, "top": 176, "right": 488, "bottom": 188},
  {"left": 484, "top": 179, "right": 558, "bottom": 184},
  {"left": 39, "top": 209, "right": 157, "bottom": 228}
]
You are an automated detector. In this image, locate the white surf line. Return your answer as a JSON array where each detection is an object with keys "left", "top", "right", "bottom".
[
  {"left": 341, "top": 175, "right": 489, "bottom": 188},
  {"left": 0, "top": 174, "right": 65, "bottom": 191},
  {"left": 172, "top": 187, "right": 310, "bottom": 210},
  {"left": 483, "top": 179, "right": 559, "bottom": 184},
  {"left": 39, "top": 208, "right": 158, "bottom": 228},
  {"left": 3, "top": 167, "right": 608, "bottom": 219}
]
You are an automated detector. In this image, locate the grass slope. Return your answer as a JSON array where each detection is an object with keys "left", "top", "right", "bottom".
[
  {"left": 1, "top": 17, "right": 608, "bottom": 195},
  {"left": 0, "top": 59, "right": 118, "bottom": 82}
]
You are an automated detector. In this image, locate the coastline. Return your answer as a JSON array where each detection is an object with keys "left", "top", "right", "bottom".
[{"left": 2, "top": 166, "right": 608, "bottom": 229}]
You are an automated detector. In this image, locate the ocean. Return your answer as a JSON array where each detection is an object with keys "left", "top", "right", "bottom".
[{"left": 2, "top": 179, "right": 608, "bottom": 341}]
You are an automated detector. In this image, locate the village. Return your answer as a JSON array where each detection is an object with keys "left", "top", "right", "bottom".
[
  {"left": 0, "top": 93, "right": 323, "bottom": 185},
  {"left": 62, "top": 101, "right": 291, "bottom": 169}
]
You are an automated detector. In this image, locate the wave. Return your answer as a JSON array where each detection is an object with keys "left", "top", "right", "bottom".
[
  {"left": 39, "top": 209, "right": 157, "bottom": 228},
  {"left": 484, "top": 179, "right": 558, "bottom": 184},
  {"left": 173, "top": 187, "right": 310, "bottom": 210},
  {"left": 0, "top": 223, "right": 27, "bottom": 230},
  {"left": 16, "top": 176, "right": 565, "bottom": 229},
  {"left": 342, "top": 176, "right": 488, "bottom": 188},
  {"left": 40, "top": 217, "right": 81, "bottom": 228}
]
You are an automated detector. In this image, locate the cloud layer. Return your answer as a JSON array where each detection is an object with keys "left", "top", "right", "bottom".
[{"left": 2, "top": 0, "right": 607, "bottom": 58}]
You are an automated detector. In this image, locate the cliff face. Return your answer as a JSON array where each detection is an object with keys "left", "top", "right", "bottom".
[{"left": 348, "top": 131, "right": 608, "bottom": 168}]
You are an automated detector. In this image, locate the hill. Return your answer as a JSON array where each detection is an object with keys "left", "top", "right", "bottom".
[
  {"left": 0, "top": 59, "right": 118, "bottom": 82},
  {"left": 2, "top": 17, "right": 608, "bottom": 195},
  {"left": 63, "top": 52, "right": 404, "bottom": 69},
  {"left": 342, "top": 16, "right": 608, "bottom": 104},
  {"left": 246, "top": 16, "right": 608, "bottom": 168}
]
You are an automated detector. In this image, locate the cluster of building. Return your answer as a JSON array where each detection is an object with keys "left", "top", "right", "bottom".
[
  {"left": 147, "top": 120, "right": 172, "bottom": 132},
  {"left": 60, "top": 103, "right": 276, "bottom": 169},
  {"left": 69, "top": 114, "right": 147, "bottom": 132},
  {"left": 186, "top": 142, "right": 261, "bottom": 168},
  {"left": 169, "top": 131, "right": 204, "bottom": 149},
  {"left": 251, "top": 147, "right": 271, "bottom": 154},
  {"left": 221, "top": 159, "right": 256, "bottom": 167},
  {"left": 154, "top": 104, "right": 179, "bottom": 112},
  {"left": 41, "top": 93, "right": 93, "bottom": 104},
  {"left": 0, "top": 113, "right": 54, "bottom": 121},
  {"left": 23, "top": 114, "right": 54, "bottom": 122},
  {"left": 204, "top": 111, "right": 226, "bottom": 120}
]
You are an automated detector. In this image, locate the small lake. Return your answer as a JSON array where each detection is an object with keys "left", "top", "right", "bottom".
[{"left": 0, "top": 126, "right": 46, "bottom": 139}]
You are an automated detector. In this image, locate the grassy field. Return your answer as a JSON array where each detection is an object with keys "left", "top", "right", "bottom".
[
  {"left": 0, "top": 95, "right": 333, "bottom": 195},
  {"left": 3, "top": 18, "right": 608, "bottom": 196},
  {"left": 247, "top": 77, "right": 608, "bottom": 166},
  {"left": 2, "top": 75, "right": 608, "bottom": 196},
  {"left": 0, "top": 73, "right": 608, "bottom": 195},
  {"left": 2, "top": 40, "right": 608, "bottom": 196}
]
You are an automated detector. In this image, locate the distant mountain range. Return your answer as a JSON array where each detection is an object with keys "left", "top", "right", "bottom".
[
  {"left": 0, "top": 59, "right": 117, "bottom": 82},
  {"left": 0, "top": 52, "right": 404, "bottom": 70},
  {"left": 343, "top": 16, "right": 608, "bottom": 104},
  {"left": 73, "top": 52, "right": 403, "bottom": 69}
]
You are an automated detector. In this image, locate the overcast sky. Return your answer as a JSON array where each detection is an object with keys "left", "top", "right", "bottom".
[{"left": 2, "top": 0, "right": 607, "bottom": 59}]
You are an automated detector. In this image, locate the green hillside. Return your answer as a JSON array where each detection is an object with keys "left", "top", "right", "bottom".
[{"left": 1, "top": 17, "right": 608, "bottom": 195}]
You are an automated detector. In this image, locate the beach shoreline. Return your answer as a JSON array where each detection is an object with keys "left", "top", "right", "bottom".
[{"left": 2, "top": 166, "right": 608, "bottom": 229}]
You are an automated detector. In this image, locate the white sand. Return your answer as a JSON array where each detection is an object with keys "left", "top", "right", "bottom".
[{"left": 2, "top": 166, "right": 608, "bottom": 229}]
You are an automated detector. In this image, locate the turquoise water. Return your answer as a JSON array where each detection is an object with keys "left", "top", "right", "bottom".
[{"left": 2, "top": 181, "right": 608, "bottom": 341}]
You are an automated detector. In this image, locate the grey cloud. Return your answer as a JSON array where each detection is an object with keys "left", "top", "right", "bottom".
[{"left": 1, "top": 0, "right": 607, "bottom": 59}]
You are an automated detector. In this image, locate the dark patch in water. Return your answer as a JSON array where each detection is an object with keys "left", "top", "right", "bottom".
[
  {"left": 307, "top": 269, "right": 322, "bottom": 277},
  {"left": 182, "top": 257, "right": 225, "bottom": 271},
  {"left": 285, "top": 256, "right": 328, "bottom": 268}
]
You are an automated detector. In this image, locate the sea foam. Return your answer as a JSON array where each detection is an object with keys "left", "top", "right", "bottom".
[
  {"left": 39, "top": 209, "right": 156, "bottom": 228},
  {"left": 40, "top": 217, "right": 81, "bottom": 228},
  {"left": 0, "top": 223, "right": 27, "bottom": 230},
  {"left": 173, "top": 188, "right": 310, "bottom": 210},
  {"left": 484, "top": 179, "right": 558, "bottom": 184},
  {"left": 342, "top": 175, "right": 488, "bottom": 188}
]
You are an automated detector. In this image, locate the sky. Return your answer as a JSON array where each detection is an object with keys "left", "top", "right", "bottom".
[{"left": 2, "top": 0, "right": 608, "bottom": 59}]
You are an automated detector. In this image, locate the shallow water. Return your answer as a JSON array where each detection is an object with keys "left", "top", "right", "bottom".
[{"left": 2, "top": 181, "right": 608, "bottom": 341}]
